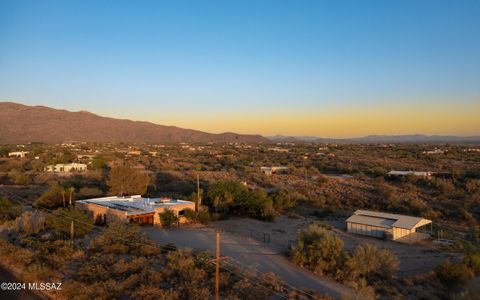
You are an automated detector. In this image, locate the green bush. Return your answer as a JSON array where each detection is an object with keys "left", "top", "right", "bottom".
[
  {"left": 159, "top": 209, "right": 178, "bottom": 227},
  {"left": 435, "top": 260, "right": 474, "bottom": 289},
  {"left": 291, "top": 224, "right": 344, "bottom": 275},
  {"left": 272, "top": 189, "right": 297, "bottom": 213},
  {"left": 197, "top": 210, "right": 211, "bottom": 225},
  {"left": 350, "top": 243, "right": 399, "bottom": 280},
  {"left": 183, "top": 208, "right": 198, "bottom": 223}
]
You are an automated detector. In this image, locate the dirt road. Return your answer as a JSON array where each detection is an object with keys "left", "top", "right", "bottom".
[{"left": 143, "top": 226, "right": 351, "bottom": 299}]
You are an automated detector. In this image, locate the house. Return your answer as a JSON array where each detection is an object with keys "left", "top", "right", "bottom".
[
  {"left": 387, "top": 170, "right": 432, "bottom": 178},
  {"left": 261, "top": 166, "right": 289, "bottom": 175},
  {"left": 45, "top": 163, "right": 87, "bottom": 172},
  {"left": 8, "top": 151, "right": 29, "bottom": 158},
  {"left": 423, "top": 149, "right": 445, "bottom": 155},
  {"left": 268, "top": 147, "right": 289, "bottom": 153},
  {"left": 76, "top": 195, "right": 195, "bottom": 226},
  {"left": 346, "top": 210, "right": 432, "bottom": 243}
]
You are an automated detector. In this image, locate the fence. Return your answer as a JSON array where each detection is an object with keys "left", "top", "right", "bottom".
[{"left": 211, "top": 223, "right": 296, "bottom": 251}]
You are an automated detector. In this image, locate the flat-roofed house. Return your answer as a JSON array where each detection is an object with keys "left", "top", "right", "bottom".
[
  {"left": 8, "top": 151, "right": 29, "bottom": 158},
  {"left": 346, "top": 210, "right": 432, "bottom": 244},
  {"left": 45, "top": 163, "right": 87, "bottom": 172},
  {"left": 76, "top": 195, "right": 195, "bottom": 226},
  {"left": 387, "top": 170, "right": 431, "bottom": 178},
  {"left": 261, "top": 166, "right": 289, "bottom": 175}
]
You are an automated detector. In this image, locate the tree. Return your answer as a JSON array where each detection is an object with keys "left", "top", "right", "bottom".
[
  {"left": 272, "top": 189, "right": 297, "bottom": 213},
  {"left": 107, "top": 166, "right": 152, "bottom": 196},
  {"left": 207, "top": 180, "right": 247, "bottom": 213},
  {"left": 91, "top": 157, "right": 109, "bottom": 171}
]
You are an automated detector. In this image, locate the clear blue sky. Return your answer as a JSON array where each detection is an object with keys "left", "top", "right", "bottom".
[{"left": 1, "top": 0, "right": 479, "bottom": 137}]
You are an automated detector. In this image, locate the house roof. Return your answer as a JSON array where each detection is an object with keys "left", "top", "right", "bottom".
[
  {"left": 387, "top": 170, "right": 430, "bottom": 176},
  {"left": 77, "top": 195, "right": 194, "bottom": 216},
  {"left": 346, "top": 210, "right": 431, "bottom": 230}
]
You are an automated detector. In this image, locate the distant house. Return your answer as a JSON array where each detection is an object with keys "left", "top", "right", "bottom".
[
  {"left": 45, "top": 163, "right": 87, "bottom": 173},
  {"left": 346, "top": 210, "right": 432, "bottom": 244},
  {"left": 261, "top": 166, "right": 289, "bottom": 175},
  {"left": 268, "top": 147, "right": 289, "bottom": 153},
  {"left": 76, "top": 195, "right": 195, "bottom": 226},
  {"left": 8, "top": 151, "right": 29, "bottom": 158},
  {"left": 423, "top": 149, "right": 445, "bottom": 155},
  {"left": 127, "top": 150, "right": 142, "bottom": 156},
  {"left": 387, "top": 170, "right": 431, "bottom": 178},
  {"left": 77, "top": 154, "right": 96, "bottom": 160}
]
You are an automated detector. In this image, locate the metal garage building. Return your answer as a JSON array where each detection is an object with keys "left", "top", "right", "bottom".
[{"left": 346, "top": 210, "right": 432, "bottom": 243}]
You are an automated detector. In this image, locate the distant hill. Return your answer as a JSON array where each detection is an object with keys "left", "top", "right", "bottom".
[
  {"left": 268, "top": 134, "right": 480, "bottom": 144},
  {"left": 0, "top": 102, "right": 268, "bottom": 144}
]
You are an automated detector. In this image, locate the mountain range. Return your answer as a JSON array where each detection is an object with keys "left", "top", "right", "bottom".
[
  {"left": 0, "top": 102, "right": 267, "bottom": 144},
  {"left": 268, "top": 134, "right": 480, "bottom": 144},
  {"left": 1, "top": 102, "right": 478, "bottom": 144}
]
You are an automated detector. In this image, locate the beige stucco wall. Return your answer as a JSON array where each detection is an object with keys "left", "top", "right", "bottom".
[
  {"left": 153, "top": 202, "right": 196, "bottom": 225},
  {"left": 76, "top": 202, "right": 128, "bottom": 223}
]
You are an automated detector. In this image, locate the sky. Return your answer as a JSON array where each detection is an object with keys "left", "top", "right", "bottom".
[{"left": 0, "top": 0, "right": 479, "bottom": 138}]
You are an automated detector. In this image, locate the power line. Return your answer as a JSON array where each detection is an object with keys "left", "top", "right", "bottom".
[{"left": 0, "top": 187, "right": 299, "bottom": 299}]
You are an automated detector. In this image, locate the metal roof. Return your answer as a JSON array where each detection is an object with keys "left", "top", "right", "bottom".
[
  {"left": 346, "top": 215, "right": 396, "bottom": 228},
  {"left": 347, "top": 210, "right": 431, "bottom": 230},
  {"left": 77, "top": 195, "right": 194, "bottom": 216}
]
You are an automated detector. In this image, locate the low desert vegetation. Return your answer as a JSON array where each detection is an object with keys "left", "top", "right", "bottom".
[{"left": 291, "top": 224, "right": 399, "bottom": 298}]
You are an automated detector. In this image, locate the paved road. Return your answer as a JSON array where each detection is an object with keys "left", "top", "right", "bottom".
[{"left": 143, "top": 226, "right": 351, "bottom": 299}]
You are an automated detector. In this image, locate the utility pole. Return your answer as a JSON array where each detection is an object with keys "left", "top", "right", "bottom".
[
  {"left": 196, "top": 173, "right": 201, "bottom": 212},
  {"left": 68, "top": 187, "right": 75, "bottom": 206},
  {"left": 70, "top": 220, "right": 75, "bottom": 247},
  {"left": 303, "top": 156, "right": 308, "bottom": 187},
  {"left": 215, "top": 231, "right": 220, "bottom": 300}
]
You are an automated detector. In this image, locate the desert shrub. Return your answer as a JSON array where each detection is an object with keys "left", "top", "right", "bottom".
[
  {"left": 464, "top": 251, "right": 480, "bottom": 275},
  {"left": 46, "top": 207, "right": 94, "bottom": 238},
  {"left": 0, "top": 197, "right": 22, "bottom": 221},
  {"left": 466, "top": 179, "right": 480, "bottom": 194},
  {"left": 350, "top": 243, "right": 399, "bottom": 280},
  {"left": 8, "top": 170, "right": 31, "bottom": 185},
  {"left": 183, "top": 208, "right": 198, "bottom": 223},
  {"left": 9, "top": 210, "right": 47, "bottom": 236},
  {"left": 435, "top": 260, "right": 474, "bottom": 289},
  {"left": 89, "top": 221, "right": 154, "bottom": 255},
  {"left": 79, "top": 187, "right": 103, "bottom": 198},
  {"left": 197, "top": 210, "right": 211, "bottom": 225},
  {"left": 272, "top": 189, "right": 298, "bottom": 212},
  {"left": 159, "top": 209, "right": 178, "bottom": 227},
  {"left": 291, "top": 224, "right": 344, "bottom": 275},
  {"left": 34, "top": 181, "right": 66, "bottom": 209}
]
